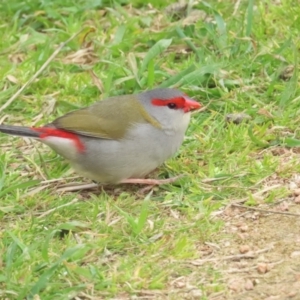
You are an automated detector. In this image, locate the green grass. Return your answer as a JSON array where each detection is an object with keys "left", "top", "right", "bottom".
[{"left": 1, "top": 0, "right": 300, "bottom": 298}]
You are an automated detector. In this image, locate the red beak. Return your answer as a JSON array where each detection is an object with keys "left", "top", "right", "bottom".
[{"left": 184, "top": 97, "right": 202, "bottom": 113}]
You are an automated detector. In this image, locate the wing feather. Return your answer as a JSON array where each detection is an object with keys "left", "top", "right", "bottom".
[{"left": 50, "top": 95, "right": 157, "bottom": 139}]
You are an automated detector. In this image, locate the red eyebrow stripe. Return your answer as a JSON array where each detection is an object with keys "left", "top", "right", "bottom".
[
  {"left": 32, "top": 127, "right": 85, "bottom": 152},
  {"left": 151, "top": 97, "right": 186, "bottom": 108}
]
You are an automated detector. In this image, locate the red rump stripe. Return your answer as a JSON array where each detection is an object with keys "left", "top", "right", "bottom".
[{"left": 32, "top": 127, "right": 85, "bottom": 152}]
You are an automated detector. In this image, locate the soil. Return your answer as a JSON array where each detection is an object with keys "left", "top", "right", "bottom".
[{"left": 207, "top": 196, "right": 300, "bottom": 300}]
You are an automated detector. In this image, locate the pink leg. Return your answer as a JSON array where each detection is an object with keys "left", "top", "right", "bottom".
[
  {"left": 57, "top": 176, "right": 184, "bottom": 193},
  {"left": 120, "top": 175, "right": 183, "bottom": 185}
]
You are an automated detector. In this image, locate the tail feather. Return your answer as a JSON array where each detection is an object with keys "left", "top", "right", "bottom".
[
  {"left": 0, "top": 124, "right": 85, "bottom": 152},
  {"left": 0, "top": 124, "right": 40, "bottom": 138}
]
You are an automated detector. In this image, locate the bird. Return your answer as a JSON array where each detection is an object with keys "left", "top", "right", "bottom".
[{"left": 0, "top": 88, "right": 201, "bottom": 186}]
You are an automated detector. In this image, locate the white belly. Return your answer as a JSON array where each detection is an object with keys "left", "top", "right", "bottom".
[{"left": 73, "top": 123, "right": 187, "bottom": 183}]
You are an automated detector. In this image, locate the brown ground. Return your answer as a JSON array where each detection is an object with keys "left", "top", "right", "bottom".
[{"left": 206, "top": 197, "right": 300, "bottom": 300}]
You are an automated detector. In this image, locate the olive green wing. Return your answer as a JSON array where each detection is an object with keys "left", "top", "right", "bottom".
[{"left": 51, "top": 96, "right": 158, "bottom": 139}]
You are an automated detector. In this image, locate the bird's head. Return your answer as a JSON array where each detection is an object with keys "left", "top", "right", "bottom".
[{"left": 140, "top": 88, "right": 201, "bottom": 131}]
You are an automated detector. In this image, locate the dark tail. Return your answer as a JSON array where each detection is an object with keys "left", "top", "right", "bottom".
[{"left": 0, "top": 124, "right": 40, "bottom": 138}]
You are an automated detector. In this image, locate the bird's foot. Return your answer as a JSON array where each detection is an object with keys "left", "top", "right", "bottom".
[
  {"left": 57, "top": 175, "right": 183, "bottom": 193},
  {"left": 120, "top": 175, "right": 183, "bottom": 185}
]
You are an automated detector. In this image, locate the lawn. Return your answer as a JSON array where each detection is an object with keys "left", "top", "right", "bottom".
[{"left": 1, "top": 0, "right": 300, "bottom": 299}]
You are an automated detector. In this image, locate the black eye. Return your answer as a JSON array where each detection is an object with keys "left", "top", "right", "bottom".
[{"left": 167, "top": 103, "right": 177, "bottom": 109}]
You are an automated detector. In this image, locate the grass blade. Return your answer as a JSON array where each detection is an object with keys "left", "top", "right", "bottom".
[
  {"left": 246, "top": 0, "right": 254, "bottom": 37},
  {"left": 140, "top": 39, "right": 172, "bottom": 74},
  {"left": 28, "top": 245, "right": 89, "bottom": 297},
  {"left": 158, "top": 65, "right": 196, "bottom": 88},
  {"left": 0, "top": 180, "right": 40, "bottom": 198},
  {"left": 175, "top": 27, "right": 201, "bottom": 60}
]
